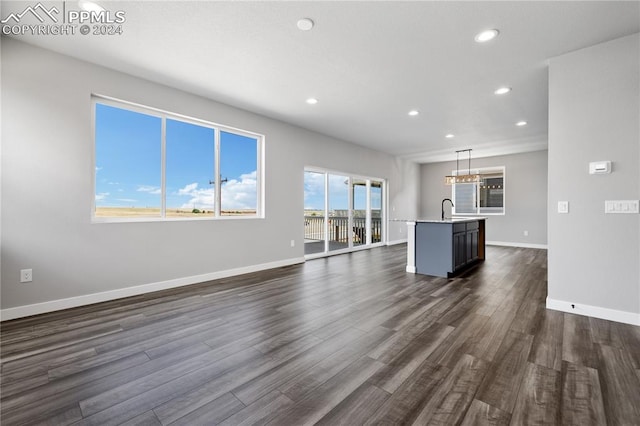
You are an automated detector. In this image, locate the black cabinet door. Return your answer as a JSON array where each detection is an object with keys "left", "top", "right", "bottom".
[
  {"left": 453, "top": 232, "right": 466, "bottom": 270},
  {"left": 467, "top": 229, "right": 479, "bottom": 261}
]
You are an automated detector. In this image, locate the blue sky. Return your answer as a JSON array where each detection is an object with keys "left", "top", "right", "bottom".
[
  {"left": 304, "top": 171, "right": 382, "bottom": 212},
  {"left": 95, "top": 103, "right": 257, "bottom": 211}
]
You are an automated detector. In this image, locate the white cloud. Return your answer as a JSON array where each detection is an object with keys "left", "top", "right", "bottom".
[
  {"left": 177, "top": 182, "right": 215, "bottom": 210},
  {"left": 178, "top": 182, "right": 198, "bottom": 195},
  {"left": 304, "top": 171, "right": 325, "bottom": 203},
  {"left": 117, "top": 198, "right": 137, "bottom": 203},
  {"left": 221, "top": 171, "right": 257, "bottom": 210},
  {"left": 137, "top": 185, "right": 161, "bottom": 195},
  {"left": 95, "top": 192, "right": 109, "bottom": 201},
  {"left": 176, "top": 171, "right": 257, "bottom": 211}
]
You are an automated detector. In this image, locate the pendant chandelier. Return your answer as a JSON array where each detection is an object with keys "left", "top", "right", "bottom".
[{"left": 444, "top": 149, "right": 482, "bottom": 185}]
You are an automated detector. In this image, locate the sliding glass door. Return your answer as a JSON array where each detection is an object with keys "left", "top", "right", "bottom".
[
  {"left": 304, "top": 169, "right": 385, "bottom": 257},
  {"left": 303, "top": 170, "right": 326, "bottom": 255},
  {"left": 352, "top": 180, "right": 367, "bottom": 248},
  {"left": 328, "top": 174, "right": 350, "bottom": 252},
  {"left": 371, "top": 180, "right": 383, "bottom": 243}
]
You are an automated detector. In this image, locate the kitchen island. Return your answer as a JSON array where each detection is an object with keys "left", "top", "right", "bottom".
[{"left": 406, "top": 217, "right": 486, "bottom": 277}]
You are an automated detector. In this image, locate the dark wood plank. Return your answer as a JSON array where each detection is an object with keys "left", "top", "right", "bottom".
[
  {"left": 231, "top": 326, "right": 370, "bottom": 406},
  {"left": 219, "top": 391, "right": 293, "bottom": 426},
  {"left": 0, "top": 345, "right": 209, "bottom": 424},
  {"left": 426, "top": 313, "right": 490, "bottom": 368},
  {"left": 528, "top": 308, "right": 564, "bottom": 371},
  {"left": 459, "top": 399, "right": 511, "bottom": 426},
  {"left": 379, "top": 296, "right": 442, "bottom": 330},
  {"left": 411, "top": 353, "right": 489, "bottom": 425},
  {"left": 561, "top": 361, "right": 607, "bottom": 426},
  {"left": 368, "top": 321, "right": 453, "bottom": 394},
  {"left": 364, "top": 360, "right": 450, "bottom": 424},
  {"left": 368, "top": 304, "right": 444, "bottom": 362},
  {"left": 475, "top": 330, "right": 533, "bottom": 413},
  {"left": 510, "top": 362, "right": 561, "bottom": 424},
  {"left": 265, "top": 356, "right": 384, "bottom": 425},
  {"left": 315, "top": 383, "right": 390, "bottom": 426},
  {"left": 435, "top": 293, "right": 481, "bottom": 327},
  {"left": 596, "top": 343, "right": 640, "bottom": 424},
  {"left": 562, "top": 313, "right": 598, "bottom": 368},
  {"left": 0, "top": 371, "right": 49, "bottom": 398},
  {"left": 30, "top": 404, "right": 83, "bottom": 426},
  {"left": 76, "top": 348, "right": 263, "bottom": 424},
  {"left": 509, "top": 276, "right": 547, "bottom": 335},
  {"left": 278, "top": 327, "right": 393, "bottom": 403},
  {"left": 151, "top": 342, "right": 315, "bottom": 426},
  {"left": 590, "top": 317, "right": 640, "bottom": 369},
  {"left": 168, "top": 392, "right": 245, "bottom": 426},
  {"left": 119, "top": 410, "right": 162, "bottom": 426},
  {"left": 463, "top": 273, "right": 531, "bottom": 363}
]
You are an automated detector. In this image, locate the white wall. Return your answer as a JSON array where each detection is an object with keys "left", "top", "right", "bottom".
[
  {"left": 547, "top": 33, "right": 640, "bottom": 325},
  {"left": 419, "top": 150, "right": 548, "bottom": 247},
  {"left": 0, "top": 38, "right": 419, "bottom": 318}
]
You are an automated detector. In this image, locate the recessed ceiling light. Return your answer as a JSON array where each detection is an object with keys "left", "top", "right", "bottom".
[
  {"left": 306, "top": 98, "right": 318, "bottom": 105},
  {"left": 408, "top": 110, "right": 419, "bottom": 116},
  {"left": 475, "top": 29, "right": 499, "bottom": 43},
  {"left": 78, "top": 0, "right": 105, "bottom": 13},
  {"left": 445, "top": 134, "right": 455, "bottom": 139},
  {"left": 297, "top": 18, "right": 314, "bottom": 31},
  {"left": 516, "top": 121, "right": 527, "bottom": 126},
  {"left": 494, "top": 87, "right": 512, "bottom": 95}
]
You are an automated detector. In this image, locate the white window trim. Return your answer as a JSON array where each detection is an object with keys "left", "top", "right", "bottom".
[
  {"left": 91, "top": 94, "right": 265, "bottom": 223},
  {"left": 451, "top": 165, "right": 506, "bottom": 216}
]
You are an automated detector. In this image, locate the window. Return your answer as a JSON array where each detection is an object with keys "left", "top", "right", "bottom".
[
  {"left": 452, "top": 167, "right": 505, "bottom": 215},
  {"left": 93, "top": 97, "right": 263, "bottom": 221},
  {"left": 165, "top": 118, "right": 216, "bottom": 217}
]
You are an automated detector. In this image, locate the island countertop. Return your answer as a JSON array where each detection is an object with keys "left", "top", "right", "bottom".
[{"left": 403, "top": 217, "right": 487, "bottom": 224}]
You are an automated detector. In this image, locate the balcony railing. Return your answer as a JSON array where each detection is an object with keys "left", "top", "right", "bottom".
[{"left": 304, "top": 216, "right": 382, "bottom": 244}]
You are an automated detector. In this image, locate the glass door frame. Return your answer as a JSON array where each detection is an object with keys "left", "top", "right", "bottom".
[{"left": 304, "top": 167, "right": 386, "bottom": 259}]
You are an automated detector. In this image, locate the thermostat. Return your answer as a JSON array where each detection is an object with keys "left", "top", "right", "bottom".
[{"left": 589, "top": 161, "right": 611, "bottom": 174}]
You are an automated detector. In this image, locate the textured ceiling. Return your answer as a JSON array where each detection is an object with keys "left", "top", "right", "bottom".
[{"left": 3, "top": 1, "right": 639, "bottom": 162}]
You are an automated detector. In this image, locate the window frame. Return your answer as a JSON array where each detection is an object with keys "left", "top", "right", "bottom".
[
  {"left": 92, "top": 95, "right": 264, "bottom": 223},
  {"left": 451, "top": 166, "right": 505, "bottom": 216}
]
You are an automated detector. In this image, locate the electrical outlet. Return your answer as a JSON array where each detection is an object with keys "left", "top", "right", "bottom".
[
  {"left": 290, "top": 239, "right": 295, "bottom": 247},
  {"left": 558, "top": 201, "right": 569, "bottom": 214},
  {"left": 20, "top": 269, "right": 33, "bottom": 283},
  {"left": 523, "top": 230, "right": 529, "bottom": 237}
]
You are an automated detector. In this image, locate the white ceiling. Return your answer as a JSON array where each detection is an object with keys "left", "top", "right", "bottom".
[{"left": 3, "top": 1, "right": 640, "bottom": 162}]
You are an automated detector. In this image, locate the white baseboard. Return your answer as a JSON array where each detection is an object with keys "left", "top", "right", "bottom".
[
  {"left": 487, "top": 240, "right": 548, "bottom": 250},
  {"left": 0, "top": 257, "right": 305, "bottom": 322},
  {"left": 387, "top": 238, "right": 407, "bottom": 246},
  {"left": 406, "top": 265, "right": 416, "bottom": 273},
  {"left": 546, "top": 297, "right": 640, "bottom": 326}
]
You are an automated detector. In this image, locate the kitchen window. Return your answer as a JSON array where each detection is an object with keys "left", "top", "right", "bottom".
[
  {"left": 452, "top": 167, "right": 505, "bottom": 215},
  {"left": 93, "top": 96, "right": 264, "bottom": 221}
]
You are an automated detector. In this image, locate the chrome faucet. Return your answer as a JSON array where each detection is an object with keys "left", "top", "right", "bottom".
[{"left": 442, "top": 198, "right": 454, "bottom": 220}]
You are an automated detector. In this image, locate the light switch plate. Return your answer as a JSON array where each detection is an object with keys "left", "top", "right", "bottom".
[
  {"left": 558, "top": 201, "right": 569, "bottom": 214},
  {"left": 605, "top": 200, "right": 639, "bottom": 214}
]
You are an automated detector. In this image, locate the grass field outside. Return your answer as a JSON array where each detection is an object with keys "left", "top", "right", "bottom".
[{"left": 95, "top": 207, "right": 256, "bottom": 218}]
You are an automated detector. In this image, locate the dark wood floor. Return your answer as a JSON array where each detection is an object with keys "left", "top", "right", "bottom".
[{"left": 1, "top": 245, "right": 639, "bottom": 425}]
